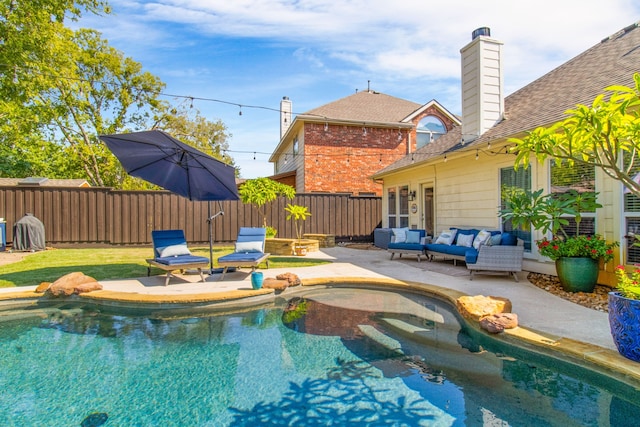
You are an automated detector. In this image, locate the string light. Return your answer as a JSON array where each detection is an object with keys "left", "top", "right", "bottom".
[
  {"left": 5, "top": 64, "right": 521, "bottom": 165},
  {"left": 324, "top": 122, "right": 329, "bottom": 131},
  {"left": 253, "top": 152, "right": 256, "bottom": 160}
]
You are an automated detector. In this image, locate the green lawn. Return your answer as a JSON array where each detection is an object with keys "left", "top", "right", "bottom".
[{"left": 0, "top": 246, "right": 330, "bottom": 288}]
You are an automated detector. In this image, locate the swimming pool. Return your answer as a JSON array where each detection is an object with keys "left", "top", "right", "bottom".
[{"left": 1, "top": 287, "right": 638, "bottom": 426}]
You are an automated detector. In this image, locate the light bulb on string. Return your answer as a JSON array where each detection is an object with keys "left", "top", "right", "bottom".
[{"left": 475, "top": 149, "right": 479, "bottom": 160}]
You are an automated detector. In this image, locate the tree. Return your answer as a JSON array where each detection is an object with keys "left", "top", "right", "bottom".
[
  {"left": 511, "top": 73, "right": 640, "bottom": 198},
  {"left": 0, "top": 0, "right": 109, "bottom": 149},
  {"left": 37, "top": 28, "right": 166, "bottom": 187},
  {"left": 238, "top": 178, "right": 296, "bottom": 228}
]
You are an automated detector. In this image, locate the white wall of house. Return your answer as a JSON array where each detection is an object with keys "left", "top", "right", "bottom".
[{"left": 379, "top": 143, "right": 627, "bottom": 284}]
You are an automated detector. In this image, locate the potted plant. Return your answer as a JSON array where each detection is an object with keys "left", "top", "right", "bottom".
[
  {"left": 285, "top": 203, "right": 312, "bottom": 256},
  {"left": 610, "top": 263, "right": 640, "bottom": 362},
  {"left": 500, "top": 189, "right": 618, "bottom": 292}
]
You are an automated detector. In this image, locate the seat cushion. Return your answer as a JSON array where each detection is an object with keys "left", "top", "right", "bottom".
[
  {"left": 426, "top": 243, "right": 473, "bottom": 257},
  {"left": 465, "top": 249, "right": 479, "bottom": 264},
  {"left": 154, "top": 255, "right": 209, "bottom": 266},
  {"left": 388, "top": 242, "right": 424, "bottom": 251},
  {"left": 218, "top": 252, "right": 266, "bottom": 263}
]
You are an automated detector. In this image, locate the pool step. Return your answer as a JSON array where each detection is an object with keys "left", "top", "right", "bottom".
[{"left": 357, "top": 324, "right": 404, "bottom": 353}]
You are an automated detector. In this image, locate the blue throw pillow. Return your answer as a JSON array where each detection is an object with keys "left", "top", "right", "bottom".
[
  {"left": 405, "top": 230, "right": 421, "bottom": 244},
  {"left": 501, "top": 232, "right": 517, "bottom": 246}
]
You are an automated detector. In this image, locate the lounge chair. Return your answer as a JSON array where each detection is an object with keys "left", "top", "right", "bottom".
[
  {"left": 217, "top": 227, "right": 270, "bottom": 280},
  {"left": 147, "top": 229, "right": 210, "bottom": 286}
]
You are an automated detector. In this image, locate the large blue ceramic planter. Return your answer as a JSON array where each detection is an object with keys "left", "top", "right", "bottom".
[{"left": 608, "top": 291, "right": 640, "bottom": 362}]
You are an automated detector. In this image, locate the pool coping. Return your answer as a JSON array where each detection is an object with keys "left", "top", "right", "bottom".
[{"left": 1, "top": 276, "right": 639, "bottom": 388}]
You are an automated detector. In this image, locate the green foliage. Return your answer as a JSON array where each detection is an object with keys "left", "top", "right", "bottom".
[
  {"left": 499, "top": 189, "right": 601, "bottom": 237},
  {"left": 285, "top": 204, "right": 312, "bottom": 241},
  {"left": 0, "top": 0, "right": 237, "bottom": 188},
  {"left": 537, "top": 235, "right": 617, "bottom": 262},
  {"left": 614, "top": 265, "right": 640, "bottom": 300},
  {"left": 500, "top": 188, "right": 618, "bottom": 261},
  {"left": 510, "top": 73, "right": 640, "bottom": 198},
  {"left": 265, "top": 226, "right": 277, "bottom": 238},
  {"left": 239, "top": 178, "right": 296, "bottom": 227}
]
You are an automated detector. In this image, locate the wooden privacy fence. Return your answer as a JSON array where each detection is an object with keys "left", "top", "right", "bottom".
[{"left": 0, "top": 186, "right": 382, "bottom": 246}]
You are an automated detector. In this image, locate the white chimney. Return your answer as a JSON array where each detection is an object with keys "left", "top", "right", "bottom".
[
  {"left": 460, "top": 27, "right": 504, "bottom": 143},
  {"left": 280, "top": 96, "right": 292, "bottom": 139}
]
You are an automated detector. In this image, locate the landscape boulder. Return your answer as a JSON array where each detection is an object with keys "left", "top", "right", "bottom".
[
  {"left": 35, "top": 282, "right": 51, "bottom": 293},
  {"left": 456, "top": 295, "right": 512, "bottom": 322},
  {"left": 262, "top": 278, "right": 289, "bottom": 291},
  {"left": 48, "top": 272, "right": 102, "bottom": 297},
  {"left": 276, "top": 272, "right": 301, "bottom": 287},
  {"left": 480, "top": 313, "right": 519, "bottom": 334}
]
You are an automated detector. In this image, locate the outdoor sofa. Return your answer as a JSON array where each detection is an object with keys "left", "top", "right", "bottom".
[{"left": 386, "top": 227, "right": 524, "bottom": 281}]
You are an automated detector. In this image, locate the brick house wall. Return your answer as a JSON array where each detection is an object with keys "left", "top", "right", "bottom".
[{"left": 301, "top": 106, "right": 457, "bottom": 196}]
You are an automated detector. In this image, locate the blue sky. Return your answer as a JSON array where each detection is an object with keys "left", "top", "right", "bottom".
[{"left": 82, "top": 1, "right": 640, "bottom": 178}]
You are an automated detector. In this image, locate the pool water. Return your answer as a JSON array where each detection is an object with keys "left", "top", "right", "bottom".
[{"left": 0, "top": 287, "right": 639, "bottom": 426}]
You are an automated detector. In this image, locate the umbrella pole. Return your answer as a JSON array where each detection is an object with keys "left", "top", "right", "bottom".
[{"left": 207, "top": 201, "right": 225, "bottom": 274}]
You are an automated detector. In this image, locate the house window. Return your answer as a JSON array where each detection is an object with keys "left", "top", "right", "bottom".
[
  {"left": 550, "top": 161, "right": 596, "bottom": 237},
  {"left": 623, "top": 152, "right": 640, "bottom": 263},
  {"left": 416, "top": 116, "right": 446, "bottom": 149},
  {"left": 387, "top": 186, "right": 409, "bottom": 228},
  {"left": 500, "top": 166, "right": 532, "bottom": 251},
  {"left": 388, "top": 188, "right": 397, "bottom": 227}
]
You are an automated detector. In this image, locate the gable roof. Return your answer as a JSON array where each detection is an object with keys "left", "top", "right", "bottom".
[
  {"left": 374, "top": 21, "right": 640, "bottom": 177},
  {"left": 302, "top": 90, "right": 422, "bottom": 124}
]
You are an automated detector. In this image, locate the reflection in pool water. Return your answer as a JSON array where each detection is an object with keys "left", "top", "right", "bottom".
[{"left": 0, "top": 287, "right": 638, "bottom": 426}]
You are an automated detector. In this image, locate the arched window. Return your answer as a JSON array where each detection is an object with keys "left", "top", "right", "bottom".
[{"left": 416, "top": 116, "right": 446, "bottom": 148}]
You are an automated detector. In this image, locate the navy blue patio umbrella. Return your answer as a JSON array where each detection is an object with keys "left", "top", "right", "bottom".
[{"left": 100, "top": 130, "right": 239, "bottom": 272}]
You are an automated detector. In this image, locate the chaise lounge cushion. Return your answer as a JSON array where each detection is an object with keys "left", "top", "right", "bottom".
[
  {"left": 154, "top": 254, "right": 209, "bottom": 266},
  {"left": 217, "top": 252, "right": 267, "bottom": 263}
]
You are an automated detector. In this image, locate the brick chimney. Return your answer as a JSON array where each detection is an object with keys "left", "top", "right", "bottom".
[
  {"left": 280, "top": 96, "right": 292, "bottom": 139},
  {"left": 460, "top": 27, "right": 504, "bottom": 143}
]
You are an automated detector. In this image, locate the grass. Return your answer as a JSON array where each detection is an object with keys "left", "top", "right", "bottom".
[{"left": 0, "top": 246, "right": 330, "bottom": 288}]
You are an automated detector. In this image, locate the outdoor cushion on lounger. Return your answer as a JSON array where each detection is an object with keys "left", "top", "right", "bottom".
[
  {"left": 147, "top": 229, "right": 209, "bottom": 286},
  {"left": 217, "top": 227, "right": 270, "bottom": 280}
]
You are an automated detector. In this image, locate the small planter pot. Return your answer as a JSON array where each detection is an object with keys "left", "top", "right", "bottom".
[
  {"left": 608, "top": 291, "right": 640, "bottom": 362},
  {"left": 294, "top": 245, "right": 308, "bottom": 256},
  {"left": 250, "top": 272, "right": 264, "bottom": 290},
  {"left": 555, "top": 257, "right": 599, "bottom": 293}
]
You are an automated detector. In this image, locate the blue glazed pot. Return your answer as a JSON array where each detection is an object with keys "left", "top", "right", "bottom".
[
  {"left": 608, "top": 291, "right": 640, "bottom": 362},
  {"left": 250, "top": 272, "right": 264, "bottom": 290}
]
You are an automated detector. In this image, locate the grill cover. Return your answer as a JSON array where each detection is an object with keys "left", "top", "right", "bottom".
[{"left": 13, "top": 213, "right": 46, "bottom": 251}]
